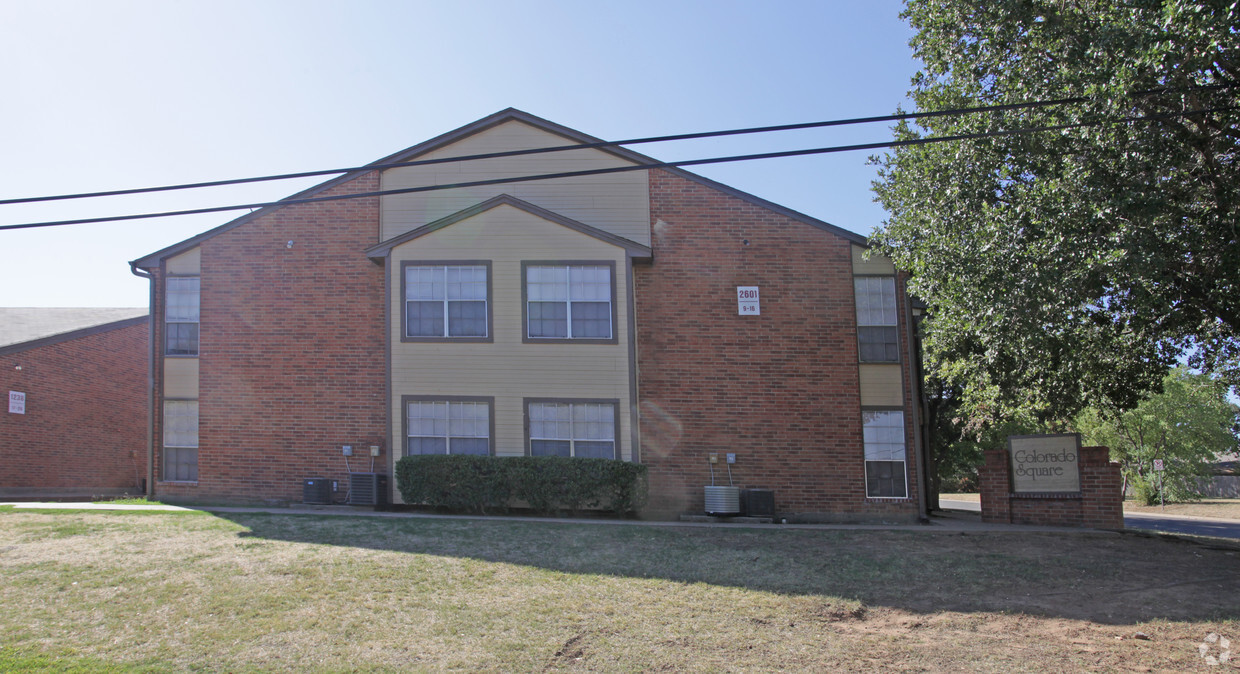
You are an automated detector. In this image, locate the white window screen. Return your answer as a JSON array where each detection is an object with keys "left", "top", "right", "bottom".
[
  {"left": 166, "top": 277, "right": 200, "bottom": 321},
  {"left": 527, "top": 266, "right": 568, "bottom": 301},
  {"left": 569, "top": 266, "right": 610, "bottom": 302},
  {"left": 530, "top": 403, "right": 573, "bottom": 440},
  {"left": 163, "top": 400, "right": 199, "bottom": 448},
  {"left": 862, "top": 410, "right": 905, "bottom": 461},
  {"left": 854, "top": 277, "right": 897, "bottom": 326}
]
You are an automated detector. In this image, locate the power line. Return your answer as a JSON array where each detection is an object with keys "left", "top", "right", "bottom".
[
  {"left": 1, "top": 103, "right": 1234, "bottom": 232},
  {"left": 1, "top": 83, "right": 1231, "bottom": 207}
]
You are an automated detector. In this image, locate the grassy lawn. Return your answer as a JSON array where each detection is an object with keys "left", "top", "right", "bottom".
[
  {"left": 1, "top": 507, "right": 1238, "bottom": 672},
  {"left": 942, "top": 493, "right": 1240, "bottom": 520}
]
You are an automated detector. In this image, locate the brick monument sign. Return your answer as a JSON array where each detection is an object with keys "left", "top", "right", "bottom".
[{"left": 979, "top": 433, "right": 1123, "bottom": 529}]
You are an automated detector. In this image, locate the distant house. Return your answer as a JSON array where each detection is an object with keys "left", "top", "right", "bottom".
[
  {"left": 0, "top": 308, "right": 149, "bottom": 499},
  {"left": 129, "top": 109, "right": 928, "bottom": 521}
]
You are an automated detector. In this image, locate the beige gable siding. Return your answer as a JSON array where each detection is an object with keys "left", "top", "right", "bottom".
[
  {"left": 388, "top": 204, "right": 634, "bottom": 477},
  {"left": 163, "top": 358, "right": 199, "bottom": 398},
  {"left": 166, "top": 247, "right": 201, "bottom": 275},
  {"left": 381, "top": 121, "right": 651, "bottom": 246},
  {"left": 859, "top": 364, "right": 904, "bottom": 407},
  {"left": 851, "top": 244, "right": 895, "bottom": 275}
]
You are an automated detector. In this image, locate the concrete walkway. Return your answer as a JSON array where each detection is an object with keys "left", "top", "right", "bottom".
[{"left": 2, "top": 501, "right": 1120, "bottom": 535}]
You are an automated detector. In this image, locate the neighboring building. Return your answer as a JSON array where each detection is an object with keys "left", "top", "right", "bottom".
[
  {"left": 130, "top": 109, "right": 928, "bottom": 521},
  {"left": 0, "top": 308, "right": 149, "bottom": 499}
]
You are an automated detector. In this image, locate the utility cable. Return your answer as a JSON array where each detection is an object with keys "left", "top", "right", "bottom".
[
  {"left": 0, "top": 83, "right": 1232, "bottom": 207},
  {"left": 1, "top": 104, "right": 1235, "bottom": 232}
]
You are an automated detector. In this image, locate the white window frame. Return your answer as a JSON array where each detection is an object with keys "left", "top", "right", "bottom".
[
  {"left": 862, "top": 409, "right": 908, "bottom": 498},
  {"left": 162, "top": 400, "right": 198, "bottom": 482},
  {"left": 526, "top": 400, "right": 618, "bottom": 459},
  {"left": 403, "top": 263, "right": 490, "bottom": 340},
  {"left": 524, "top": 263, "right": 614, "bottom": 341},
  {"left": 165, "top": 276, "right": 200, "bottom": 356}
]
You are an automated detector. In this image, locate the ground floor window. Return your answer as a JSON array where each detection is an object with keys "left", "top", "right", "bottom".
[
  {"left": 863, "top": 409, "right": 907, "bottom": 498},
  {"left": 163, "top": 400, "right": 198, "bottom": 481},
  {"left": 406, "top": 399, "right": 491, "bottom": 455},
  {"left": 527, "top": 400, "right": 617, "bottom": 459}
]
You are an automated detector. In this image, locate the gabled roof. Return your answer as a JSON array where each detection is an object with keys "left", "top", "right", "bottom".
[
  {"left": 131, "top": 108, "right": 867, "bottom": 269},
  {"left": 0, "top": 308, "right": 147, "bottom": 356},
  {"left": 364, "top": 194, "right": 653, "bottom": 262}
]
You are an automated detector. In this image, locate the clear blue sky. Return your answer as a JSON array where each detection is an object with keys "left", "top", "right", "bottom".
[{"left": 0, "top": 1, "right": 918, "bottom": 307}]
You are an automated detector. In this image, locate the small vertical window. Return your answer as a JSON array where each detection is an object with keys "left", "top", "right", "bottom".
[
  {"left": 163, "top": 400, "right": 198, "bottom": 482},
  {"left": 166, "top": 277, "right": 200, "bottom": 356},
  {"left": 863, "top": 410, "right": 907, "bottom": 498},
  {"left": 526, "top": 265, "right": 613, "bottom": 340},
  {"left": 855, "top": 276, "right": 898, "bottom": 362},
  {"left": 528, "top": 402, "right": 616, "bottom": 459},
  {"left": 406, "top": 400, "right": 491, "bottom": 455},
  {"left": 405, "top": 265, "right": 488, "bottom": 338}
]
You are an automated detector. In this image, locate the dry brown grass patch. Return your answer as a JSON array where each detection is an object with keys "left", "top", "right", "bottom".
[{"left": 0, "top": 508, "right": 1237, "bottom": 672}]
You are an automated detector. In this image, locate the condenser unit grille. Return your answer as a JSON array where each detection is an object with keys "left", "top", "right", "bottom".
[
  {"left": 303, "top": 478, "right": 331, "bottom": 505},
  {"left": 348, "top": 473, "right": 388, "bottom": 506}
]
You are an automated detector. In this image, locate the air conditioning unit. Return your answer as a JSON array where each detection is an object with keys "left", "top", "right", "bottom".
[
  {"left": 348, "top": 472, "right": 389, "bottom": 507},
  {"left": 303, "top": 478, "right": 331, "bottom": 505},
  {"left": 741, "top": 488, "right": 776, "bottom": 518},
  {"left": 704, "top": 485, "right": 741, "bottom": 515}
]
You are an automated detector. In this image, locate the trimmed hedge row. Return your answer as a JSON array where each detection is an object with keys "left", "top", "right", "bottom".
[{"left": 394, "top": 454, "right": 648, "bottom": 515}]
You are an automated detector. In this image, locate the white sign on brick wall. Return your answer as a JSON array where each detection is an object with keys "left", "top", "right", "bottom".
[
  {"left": 737, "top": 286, "right": 760, "bottom": 315},
  {"left": 1008, "top": 433, "right": 1081, "bottom": 493},
  {"left": 9, "top": 391, "right": 26, "bottom": 414}
]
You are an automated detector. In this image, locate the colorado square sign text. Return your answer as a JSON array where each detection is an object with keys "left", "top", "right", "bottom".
[{"left": 1008, "top": 433, "right": 1081, "bottom": 493}]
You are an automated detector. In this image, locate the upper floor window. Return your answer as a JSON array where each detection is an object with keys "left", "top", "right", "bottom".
[
  {"left": 166, "top": 276, "right": 200, "bottom": 356},
  {"left": 404, "top": 264, "right": 489, "bottom": 340},
  {"left": 854, "top": 276, "right": 898, "bottom": 363},
  {"left": 525, "top": 263, "right": 614, "bottom": 341}
]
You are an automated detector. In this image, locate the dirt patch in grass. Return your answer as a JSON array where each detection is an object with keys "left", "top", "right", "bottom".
[{"left": 1, "top": 510, "right": 1237, "bottom": 671}]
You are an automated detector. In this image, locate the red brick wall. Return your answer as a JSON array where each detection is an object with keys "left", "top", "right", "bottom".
[
  {"left": 0, "top": 321, "right": 148, "bottom": 492},
  {"left": 152, "top": 172, "right": 386, "bottom": 504},
  {"left": 979, "top": 446, "right": 1123, "bottom": 529},
  {"left": 636, "top": 170, "right": 920, "bottom": 521}
]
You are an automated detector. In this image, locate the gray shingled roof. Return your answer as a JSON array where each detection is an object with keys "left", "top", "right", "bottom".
[{"left": 0, "top": 308, "right": 148, "bottom": 349}]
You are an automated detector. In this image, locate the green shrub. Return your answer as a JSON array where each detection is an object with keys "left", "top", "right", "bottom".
[
  {"left": 1129, "top": 474, "right": 1202, "bottom": 506},
  {"left": 394, "top": 455, "right": 511, "bottom": 513},
  {"left": 1132, "top": 479, "right": 1160, "bottom": 506},
  {"left": 395, "top": 455, "right": 647, "bottom": 516}
]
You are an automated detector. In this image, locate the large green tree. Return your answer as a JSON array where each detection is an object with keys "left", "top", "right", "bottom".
[
  {"left": 872, "top": 0, "right": 1239, "bottom": 427},
  {"left": 1076, "top": 368, "right": 1240, "bottom": 503}
]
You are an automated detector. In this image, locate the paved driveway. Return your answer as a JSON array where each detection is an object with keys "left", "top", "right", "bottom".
[{"left": 939, "top": 499, "right": 1240, "bottom": 540}]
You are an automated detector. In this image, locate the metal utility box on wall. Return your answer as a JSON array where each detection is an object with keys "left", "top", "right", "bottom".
[
  {"left": 303, "top": 478, "right": 331, "bottom": 505},
  {"left": 348, "top": 472, "right": 389, "bottom": 507},
  {"left": 741, "top": 489, "right": 775, "bottom": 518}
]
